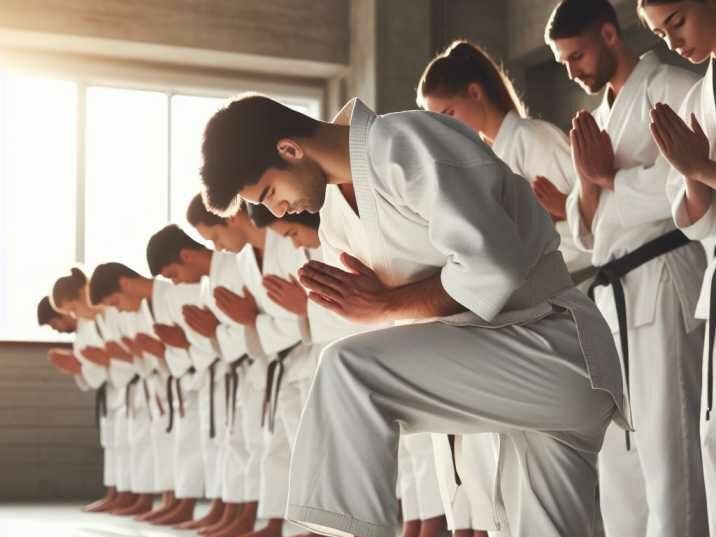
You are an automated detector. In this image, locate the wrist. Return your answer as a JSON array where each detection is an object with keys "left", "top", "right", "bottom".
[
  {"left": 691, "top": 159, "right": 716, "bottom": 184},
  {"left": 602, "top": 169, "right": 617, "bottom": 191},
  {"left": 579, "top": 178, "right": 600, "bottom": 198},
  {"left": 379, "top": 288, "right": 398, "bottom": 323}
]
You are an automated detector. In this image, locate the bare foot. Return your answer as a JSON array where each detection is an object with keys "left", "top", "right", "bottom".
[
  {"left": 473, "top": 532, "right": 489, "bottom": 537},
  {"left": 402, "top": 519, "right": 421, "bottom": 537},
  {"left": 232, "top": 518, "right": 283, "bottom": 537},
  {"left": 418, "top": 516, "right": 448, "bottom": 537},
  {"left": 176, "top": 498, "right": 226, "bottom": 529},
  {"left": 112, "top": 493, "right": 155, "bottom": 516},
  {"left": 106, "top": 492, "right": 139, "bottom": 514},
  {"left": 151, "top": 498, "right": 196, "bottom": 526},
  {"left": 205, "top": 502, "right": 257, "bottom": 537},
  {"left": 200, "top": 502, "right": 242, "bottom": 535},
  {"left": 136, "top": 491, "right": 176, "bottom": 522},
  {"left": 83, "top": 487, "right": 117, "bottom": 513}
]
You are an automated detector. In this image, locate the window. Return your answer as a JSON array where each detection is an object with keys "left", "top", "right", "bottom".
[
  {"left": 0, "top": 74, "right": 78, "bottom": 342},
  {"left": 0, "top": 67, "right": 322, "bottom": 342},
  {"left": 169, "top": 94, "right": 228, "bottom": 230}
]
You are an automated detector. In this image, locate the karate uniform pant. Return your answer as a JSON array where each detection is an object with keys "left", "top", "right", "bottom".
[
  {"left": 199, "top": 366, "right": 227, "bottom": 499},
  {"left": 100, "top": 412, "right": 115, "bottom": 488},
  {"left": 147, "top": 376, "right": 174, "bottom": 493},
  {"left": 397, "top": 434, "right": 444, "bottom": 522},
  {"left": 432, "top": 434, "right": 509, "bottom": 534},
  {"left": 222, "top": 361, "right": 265, "bottom": 503},
  {"left": 701, "top": 333, "right": 716, "bottom": 536},
  {"left": 598, "top": 276, "right": 707, "bottom": 537},
  {"left": 129, "top": 402, "right": 156, "bottom": 494},
  {"left": 174, "top": 388, "right": 205, "bottom": 499},
  {"left": 151, "top": 415, "right": 175, "bottom": 492},
  {"left": 258, "top": 378, "right": 308, "bottom": 519},
  {"left": 286, "top": 310, "right": 616, "bottom": 537},
  {"left": 113, "top": 407, "right": 132, "bottom": 493}
]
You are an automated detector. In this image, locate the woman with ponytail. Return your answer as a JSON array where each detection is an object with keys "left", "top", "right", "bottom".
[
  {"left": 417, "top": 40, "right": 597, "bottom": 537},
  {"left": 418, "top": 40, "right": 591, "bottom": 281},
  {"left": 640, "top": 1, "right": 716, "bottom": 533}
]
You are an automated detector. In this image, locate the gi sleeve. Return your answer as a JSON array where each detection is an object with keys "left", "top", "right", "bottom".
[
  {"left": 396, "top": 159, "right": 536, "bottom": 322},
  {"left": 609, "top": 68, "right": 700, "bottom": 228},
  {"left": 254, "top": 313, "right": 302, "bottom": 355}
]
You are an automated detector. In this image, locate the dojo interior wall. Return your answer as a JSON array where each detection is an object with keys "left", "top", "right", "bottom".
[
  {"left": 0, "top": 343, "right": 102, "bottom": 500},
  {"left": 0, "top": 0, "right": 704, "bottom": 501},
  {"left": 0, "top": 0, "right": 351, "bottom": 502}
]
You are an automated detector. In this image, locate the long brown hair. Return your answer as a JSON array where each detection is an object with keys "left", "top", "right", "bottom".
[
  {"left": 417, "top": 40, "right": 527, "bottom": 118},
  {"left": 51, "top": 267, "right": 88, "bottom": 309},
  {"left": 638, "top": 0, "right": 706, "bottom": 21}
]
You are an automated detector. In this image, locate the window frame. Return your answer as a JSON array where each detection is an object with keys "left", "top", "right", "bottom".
[{"left": 0, "top": 48, "right": 324, "bottom": 343}]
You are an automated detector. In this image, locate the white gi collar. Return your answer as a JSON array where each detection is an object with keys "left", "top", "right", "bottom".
[{"left": 492, "top": 109, "right": 519, "bottom": 158}]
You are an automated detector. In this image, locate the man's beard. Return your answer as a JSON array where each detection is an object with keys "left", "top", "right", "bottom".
[
  {"left": 300, "top": 173, "right": 327, "bottom": 214},
  {"left": 580, "top": 46, "right": 618, "bottom": 94}
]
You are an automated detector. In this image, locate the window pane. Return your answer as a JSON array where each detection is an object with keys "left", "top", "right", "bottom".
[
  {"left": 170, "top": 94, "right": 227, "bottom": 227},
  {"left": 85, "top": 87, "right": 168, "bottom": 275},
  {"left": 0, "top": 74, "right": 77, "bottom": 341}
]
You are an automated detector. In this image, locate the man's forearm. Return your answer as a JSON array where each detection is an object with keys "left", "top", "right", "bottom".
[
  {"left": 684, "top": 175, "right": 713, "bottom": 224},
  {"left": 383, "top": 272, "right": 466, "bottom": 322},
  {"left": 578, "top": 180, "right": 601, "bottom": 233},
  {"left": 693, "top": 160, "right": 716, "bottom": 190}
]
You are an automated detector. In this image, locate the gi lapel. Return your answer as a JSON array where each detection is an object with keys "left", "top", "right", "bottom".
[{"left": 602, "top": 52, "right": 660, "bottom": 153}]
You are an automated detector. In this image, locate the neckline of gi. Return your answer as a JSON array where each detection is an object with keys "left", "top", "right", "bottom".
[{"left": 492, "top": 109, "right": 519, "bottom": 159}]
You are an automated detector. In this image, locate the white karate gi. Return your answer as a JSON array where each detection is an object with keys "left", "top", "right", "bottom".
[
  {"left": 666, "top": 56, "right": 716, "bottom": 537},
  {"left": 115, "top": 307, "right": 158, "bottom": 494},
  {"left": 96, "top": 308, "right": 136, "bottom": 494},
  {"left": 396, "top": 434, "right": 445, "bottom": 522},
  {"left": 203, "top": 250, "right": 256, "bottom": 504},
  {"left": 494, "top": 110, "right": 591, "bottom": 276},
  {"left": 73, "top": 318, "right": 113, "bottom": 487},
  {"left": 285, "top": 99, "right": 628, "bottom": 537},
  {"left": 565, "top": 51, "right": 707, "bottom": 537},
  {"left": 151, "top": 279, "right": 204, "bottom": 499},
  {"left": 170, "top": 280, "right": 227, "bottom": 501},
  {"left": 236, "top": 231, "right": 307, "bottom": 520},
  {"left": 130, "top": 297, "right": 174, "bottom": 493},
  {"left": 436, "top": 111, "right": 593, "bottom": 534}
]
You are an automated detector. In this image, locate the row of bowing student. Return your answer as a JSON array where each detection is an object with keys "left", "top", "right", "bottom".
[{"left": 35, "top": 1, "right": 716, "bottom": 536}]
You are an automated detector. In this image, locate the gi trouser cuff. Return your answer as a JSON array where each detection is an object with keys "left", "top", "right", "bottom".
[{"left": 286, "top": 505, "right": 395, "bottom": 537}]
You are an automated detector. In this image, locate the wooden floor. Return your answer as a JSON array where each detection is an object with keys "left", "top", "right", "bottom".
[{"left": 0, "top": 503, "right": 306, "bottom": 537}]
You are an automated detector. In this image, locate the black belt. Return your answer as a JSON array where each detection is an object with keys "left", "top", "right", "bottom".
[
  {"left": 125, "top": 375, "right": 141, "bottom": 418},
  {"left": 165, "top": 375, "right": 175, "bottom": 433},
  {"left": 95, "top": 382, "right": 107, "bottom": 429},
  {"left": 143, "top": 380, "right": 152, "bottom": 421},
  {"left": 588, "top": 229, "right": 690, "bottom": 449},
  {"left": 262, "top": 343, "right": 301, "bottom": 432},
  {"left": 447, "top": 434, "right": 461, "bottom": 486},
  {"left": 707, "top": 247, "right": 716, "bottom": 422},
  {"left": 208, "top": 358, "right": 220, "bottom": 439},
  {"left": 225, "top": 355, "right": 251, "bottom": 432},
  {"left": 165, "top": 367, "right": 196, "bottom": 433}
]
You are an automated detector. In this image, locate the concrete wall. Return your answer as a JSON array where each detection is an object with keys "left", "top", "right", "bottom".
[
  {"left": 0, "top": 0, "right": 349, "bottom": 69},
  {"left": 344, "top": 0, "right": 509, "bottom": 115},
  {"left": 505, "top": 0, "right": 705, "bottom": 130},
  {"left": 375, "top": 0, "right": 432, "bottom": 113},
  {"left": 431, "top": 0, "right": 508, "bottom": 60},
  {"left": 0, "top": 343, "right": 103, "bottom": 500}
]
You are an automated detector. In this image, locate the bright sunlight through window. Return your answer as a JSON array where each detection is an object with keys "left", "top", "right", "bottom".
[{"left": 0, "top": 71, "right": 320, "bottom": 342}]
